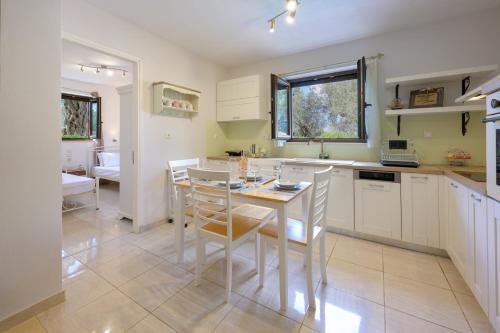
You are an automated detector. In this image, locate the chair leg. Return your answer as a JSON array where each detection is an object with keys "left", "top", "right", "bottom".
[
  {"left": 225, "top": 245, "right": 232, "bottom": 303},
  {"left": 254, "top": 234, "right": 260, "bottom": 272},
  {"left": 201, "top": 239, "right": 207, "bottom": 265},
  {"left": 259, "top": 235, "right": 266, "bottom": 287},
  {"left": 320, "top": 234, "right": 328, "bottom": 284},
  {"left": 306, "top": 247, "right": 315, "bottom": 309},
  {"left": 195, "top": 233, "right": 203, "bottom": 286}
]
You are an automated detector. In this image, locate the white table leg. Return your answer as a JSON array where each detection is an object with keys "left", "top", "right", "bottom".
[
  {"left": 175, "top": 187, "right": 186, "bottom": 264},
  {"left": 95, "top": 177, "right": 100, "bottom": 210},
  {"left": 277, "top": 205, "right": 288, "bottom": 311}
]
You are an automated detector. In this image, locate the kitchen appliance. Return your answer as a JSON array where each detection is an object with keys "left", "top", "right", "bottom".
[
  {"left": 225, "top": 150, "right": 243, "bottom": 157},
  {"left": 483, "top": 84, "right": 500, "bottom": 201},
  {"left": 380, "top": 140, "right": 419, "bottom": 167}
]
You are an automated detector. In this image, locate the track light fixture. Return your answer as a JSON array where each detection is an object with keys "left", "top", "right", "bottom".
[
  {"left": 267, "top": 0, "right": 300, "bottom": 33},
  {"left": 78, "top": 64, "right": 129, "bottom": 78}
]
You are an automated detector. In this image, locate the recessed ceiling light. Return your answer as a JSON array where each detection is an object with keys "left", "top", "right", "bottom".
[{"left": 286, "top": 10, "right": 296, "bottom": 24}]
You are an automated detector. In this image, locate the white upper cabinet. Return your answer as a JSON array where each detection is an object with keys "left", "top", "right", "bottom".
[
  {"left": 401, "top": 173, "right": 440, "bottom": 247},
  {"left": 446, "top": 179, "right": 469, "bottom": 278},
  {"left": 327, "top": 168, "right": 354, "bottom": 231},
  {"left": 217, "top": 75, "right": 267, "bottom": 122},
  {"left": 467, "top": 190, "right": 488, "bottom": 313}
]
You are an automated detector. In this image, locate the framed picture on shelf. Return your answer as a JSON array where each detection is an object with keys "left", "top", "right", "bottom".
[{"left": 409, "top": 87, "right": 444, "bottom": 108}]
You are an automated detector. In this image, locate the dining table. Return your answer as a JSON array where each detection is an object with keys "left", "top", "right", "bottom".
[{"left": 173, "top": 177, "right": 312, "bottom": 311}]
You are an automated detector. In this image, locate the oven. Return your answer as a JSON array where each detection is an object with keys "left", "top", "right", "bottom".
[{"left": 483, "top": 90, "right": 500, "bottom": 202}]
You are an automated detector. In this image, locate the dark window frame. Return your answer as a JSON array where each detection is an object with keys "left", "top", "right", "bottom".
[
  {"left": 271, "top": 57, "right": 368, "bottom": 143},
  {"left": 61, "top": 93, "right": 102, "bottom": 141}
]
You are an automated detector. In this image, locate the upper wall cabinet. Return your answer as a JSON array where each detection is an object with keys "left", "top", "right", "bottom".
[{"left": 217, "top": 75, "right": 267, "bottom": 122}]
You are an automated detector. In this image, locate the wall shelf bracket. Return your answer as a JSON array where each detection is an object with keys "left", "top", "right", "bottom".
[
  {"left": 397, "top": 115, "right": 401, "bottom": 136},
  {"left": 461, "top": 76, "right": 471, "bottom": 136}
]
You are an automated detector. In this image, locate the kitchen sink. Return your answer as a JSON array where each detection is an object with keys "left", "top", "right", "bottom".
[{"left": 453, "top": 171, "right": 486, "bottom": 183}]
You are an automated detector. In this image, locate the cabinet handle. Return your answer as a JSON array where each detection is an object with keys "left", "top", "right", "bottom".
[
  {"left": 450, "top": 182, "right": 458, "bottom": 189},
  {"left": 232, "top": 116, "right": 240, "bottom": 120},
  {"left": 332, "top": 169, "right": 341, "bottom": 173},
  {"left": 368, "top": 183, "right": 385, "bottom": 189},
  {"left": 411, "top": 175, "right": 428, "bottom": 180},
  {"left": 470, "top": 193, "right": 482, "bottom": 203}
]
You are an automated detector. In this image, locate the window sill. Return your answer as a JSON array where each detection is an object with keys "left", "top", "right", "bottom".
[{"left": 283, "top": 140, "right": 368, "bottom": 146}]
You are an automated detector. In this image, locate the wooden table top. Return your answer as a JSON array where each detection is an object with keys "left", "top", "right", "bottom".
[{"left": 174, "top": 179, "right": 312, "bottom": 204}]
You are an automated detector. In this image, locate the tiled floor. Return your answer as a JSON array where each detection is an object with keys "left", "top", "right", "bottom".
[{"left": 6, "top": 183, "right": 496, "bottom": 333}]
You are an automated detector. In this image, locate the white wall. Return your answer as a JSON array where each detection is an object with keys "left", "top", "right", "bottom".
[
  {"left": 226, "top": 8, "right": 500, "bottom": 163},
  {"left": 0, "top": 0, "right": 62, "bottom": 321},
  {"left": 61, "top": 78, "right": 121, "bottom": 169},
  {"left": 62, "top": 0, "right": 227, "bottom": 226}
]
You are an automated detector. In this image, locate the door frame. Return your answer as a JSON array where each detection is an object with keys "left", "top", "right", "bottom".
[{"left": 62, "top": 32, "right": 144, "bottom": 233}]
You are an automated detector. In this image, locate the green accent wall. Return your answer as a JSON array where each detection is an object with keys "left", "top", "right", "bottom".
[{"left": 206, "top": 110, "right": 486, "bottom": 165}]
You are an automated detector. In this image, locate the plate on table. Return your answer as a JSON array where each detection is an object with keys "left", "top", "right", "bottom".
[
  {"left": 274, "top": 180, "right": 300, "bottom": 190},
  {"left": 217, "top": 180, "right": 244, "bottom": 189}
]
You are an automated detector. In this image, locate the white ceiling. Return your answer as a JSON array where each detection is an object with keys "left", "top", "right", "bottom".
[
  {"left": 62, "top": 40, "right": 133, "bottom": 87},
  {"left": 83, "top": 0, "right": 500, "bottom": 67}
]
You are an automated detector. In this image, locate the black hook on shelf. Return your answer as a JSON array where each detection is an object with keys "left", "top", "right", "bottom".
[{"left": 461, "top": 76, "right": 471, "bottom": 136}]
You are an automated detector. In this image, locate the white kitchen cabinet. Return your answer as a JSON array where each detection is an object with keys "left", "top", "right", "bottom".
[
  {"left": 487, "top": 198, "right": 500, "bottom": 331},
  {"left": 354, "top": 178, "right": 402, "bottom": 239},
  {"left": 446, "top": 179, "right": 469, "bottom": 278},
  {"left": 401, "top": 173, "right": 440, "bottom": 247},
  {"left": 281, "top": 164, "right": 315, "bottom": 219},
  {"left": 327, "top": 168, "right": 354, "bottom": 231},
  {"left": 467, "top": 190, "right": 489, "bottom": 313},
  {"left": 248, "top": 158, "right": 282, "bottom": 177},
  {"left": 204, "top": 159, "right": 239, "bottom": 178},
  {"left": 217, "top": 75, "right": 266, "bottom": 122}
]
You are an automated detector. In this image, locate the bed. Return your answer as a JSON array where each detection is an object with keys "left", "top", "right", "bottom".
[
  {"left": 92, "top": 150, "right": 120, "bottom": 209},
  {"left": 62, "top": 172, "right": 96, "bottom": 212}
]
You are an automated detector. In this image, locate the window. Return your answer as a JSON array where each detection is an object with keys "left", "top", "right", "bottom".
[
  {"left": 271, "top": 57, "right": 368, "bottom": 142},
  {"left": 61, "top": 93, "right": 101, "bottom": 140}
]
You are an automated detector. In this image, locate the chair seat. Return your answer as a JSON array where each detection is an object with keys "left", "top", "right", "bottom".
[
  {"left": 258, "top": 218, "right": 321, "bottom": 246},
  {"left": 184, "top": 202, "right": 225, "bottom": 218},
  {"left": 201, "top": 204, "right": 274, "bottom": 241}
]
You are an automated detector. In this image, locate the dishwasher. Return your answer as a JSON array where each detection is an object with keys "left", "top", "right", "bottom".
[{"left": 354, "top": 170, "right": 402, "bottom": 240}]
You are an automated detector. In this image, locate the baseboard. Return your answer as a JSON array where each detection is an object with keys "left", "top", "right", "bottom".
[
  {"left": 327, "top": 226, "right": 449, "bottom": 257},
  {"left": 138, "top": 218, "right": 168, "bottom": 233},
  {"left": 0, "top": 290, "right": 65, "bottom": 332}
]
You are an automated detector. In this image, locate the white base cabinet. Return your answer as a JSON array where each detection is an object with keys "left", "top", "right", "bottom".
[
  {"left": 446, "top": 179, "right": 469, "bottom": 278},
  {"left": 487, "top": 198, "right": 500, "bottom": 331},
  {"left": 281, "top": 165, "right": 315, "bottom": 219},
  {"left": 327, "top": 168, "right": 354, "bottom": 230},
  {"left": 401, "top": 173, "right": 440, "bottom": 247},
  {"left": 354, "top": 179, "right": 401, "bottom": 239}
]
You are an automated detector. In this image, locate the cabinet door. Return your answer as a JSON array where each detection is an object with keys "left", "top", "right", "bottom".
[
  {"left": 326, "top": 168, "right": 354, "bottom": 231},
  {"left": 217, "top": 97, "right": 261, "bottom": 121},
  {"left": 467, "top": 190, "right": 488, "bottom": 313},
  {"left": 447, "top": 180, "right": 469, "bottom": 278},
  {"left": 354, "top": 180, "right": 401, "bottom": 239},
  {"left": 487, "top": 198, "right": 500, "bottom": 330},
  {"left": 205, "top": 160, "right": 239, "bottom": 178},
  {"left": 281, "top": 165, "right": 315, "bottom": 219},
  {"left": 401, "top": 173, "right": 439, "bottom": 247},
  {"left": 217, "top": 75, "right": 259, "bottom": 101}
]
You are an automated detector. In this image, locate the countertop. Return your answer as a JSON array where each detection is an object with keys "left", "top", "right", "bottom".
[{"left": 206, "top": 155, "right": 486, "bottom": 195}]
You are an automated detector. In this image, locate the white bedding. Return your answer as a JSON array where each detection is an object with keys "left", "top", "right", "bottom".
[
  {"left": 94, "top": 166, "right": 120, "bottom": 181},
  {"left": 62, "top": 173, "right": 95, "bottom": 196}
]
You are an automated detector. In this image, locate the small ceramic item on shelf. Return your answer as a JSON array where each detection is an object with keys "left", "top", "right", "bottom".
[
  {"left": 177, "top": 101, "right": 184, "bottom": 109},
  {"left": 185, "top": 102, "right": 193, "bottom": 110},
  {"left": 172, "top": 100, "right": 179, "bottom": 108},
  {"left": 163, "top": 98, "right": 172, "bottom": 107}
]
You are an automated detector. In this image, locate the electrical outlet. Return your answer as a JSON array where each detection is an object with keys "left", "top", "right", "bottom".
[
  {"left": 164, "top": 133, "right": 172, "bottom": 140},
  {"left": 424, "top": 131, "right": 432, "bottom": 138}
]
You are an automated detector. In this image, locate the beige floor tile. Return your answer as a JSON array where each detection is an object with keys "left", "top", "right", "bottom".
[
  {"left": 61, "top": 256, "right": 85, "bottom": 278},
  {"left": 92, "top": 250, "right": 163, "bottom": 286},
  {"left": 74, "top": 289, "right": 148, "bottom": 333},
  {"left": 438, "top": 258, "right": 473, "bottom": 296},
  {"left": 233, "top": 238, "right": 278, "bottom": 263},
  {"left": 303, "top": 285, "right": 385, "bottom": 333},
  {"left": 331, "top": 236, "right": 383, "bottom": 271},
  {"left": 4, "top": 318, "right": 47, "bottom": 333},
  {"left": 455, "top": 293, "right": 495, "bottom": 333},
  {"left": 299, "top": 325, "right": 319, "bottom": 333},
  {"left": 386, "top": 307, "right": 456, "bottom": 333},
  {"left": 62, "top": 218, "right": 117, "bottom": 254},
  {"left": 384, "top": 274, "right": 471, "bottom": 333},
  {"left": 383, "top": 246, "right": 449, "bottom": 289},
  {"left": 119, "top": 261, "right": 193, "bottom": 311},
  {"left": 73, "top": 238, "right": 142, "bottom": 268},
  {"left": 165, "top": 241, "right": 226, "bottom": 272},
  {"left": 326, "top": 258, "right": 384, "bottom": 304},
  {"left": 153, "top": 279, "right": 240, "bottom": 333},
  {"left": 213, "top": 298, "right": 301, "bottom": 333},
  {"left": 37, "top": 311, "right": 88, "bottom": 333},
  {"left": 126, "top": 315, "right": 176, "bottom": 333}
]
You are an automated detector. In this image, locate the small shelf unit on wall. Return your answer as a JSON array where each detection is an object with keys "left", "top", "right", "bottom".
[
  {"left": 153, "top": 81, "right": 201, "bottom": 117},
  {"left": 385, "top": 65, "right": 497, "bottom": 136}
]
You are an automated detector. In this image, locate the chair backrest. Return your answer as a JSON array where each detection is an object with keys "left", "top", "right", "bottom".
[
  {"left": 307, "top": 166, "right": 333, "bottom": 243},
  {"left": 187, "top": 168, "right": 233, "bottom": 240},
  {"left": 168, "top": 158, "right": 200, "bottom": 183}
]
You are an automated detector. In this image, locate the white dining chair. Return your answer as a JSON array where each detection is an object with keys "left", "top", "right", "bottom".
[
  {"left": 187, "top": 167, "right": 275, "bottom": 303},
  {"left": 258, "top": 166, "right": 333, "bottom": 308}
]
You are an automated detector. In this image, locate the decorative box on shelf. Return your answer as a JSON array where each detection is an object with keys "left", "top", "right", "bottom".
[{"left": 153, "top": 81, "right": 201, "bottom": 117}]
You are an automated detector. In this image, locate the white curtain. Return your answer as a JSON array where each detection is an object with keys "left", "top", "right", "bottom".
[{"left": 365, "top": 58, "right": 381, "bottom": 149}]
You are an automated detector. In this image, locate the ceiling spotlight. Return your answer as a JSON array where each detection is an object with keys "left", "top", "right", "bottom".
[
  {"left": 95, "top": 67, "right": 100, "bottom": 74},
  {"left": 286, "top": 0, "right": 298, "bottom": 12},
  {"left": 80, "top": 65, "right": 85, "bottom": 72},
  {"left": 269, "top": 19, "right": 276, "bottom": 33},
  {"left": 106, "top": 69, "right": 114, "bottom": 77},
  {"left": 286, "top": 10, "right": 296, "bottom": 24},
  {"left": 122, "top": 70, "right": 126, "bottom": 78}
]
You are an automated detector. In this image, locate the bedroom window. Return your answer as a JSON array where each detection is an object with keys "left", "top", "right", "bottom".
[
  {"left": 61, "top": 93, "right": 101, "bottom": 140},
  {"left": 271, "top": 57, "right": 368, "bottom": 142}
]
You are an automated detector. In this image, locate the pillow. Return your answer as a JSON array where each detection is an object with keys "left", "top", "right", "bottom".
[{"left": 97, "top": 152, "right": 120, "bottom": 167}]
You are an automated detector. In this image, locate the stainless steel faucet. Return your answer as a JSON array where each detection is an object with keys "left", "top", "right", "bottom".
[{"left": 318, "top": 139, "right": 330, "bottom": 159}]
